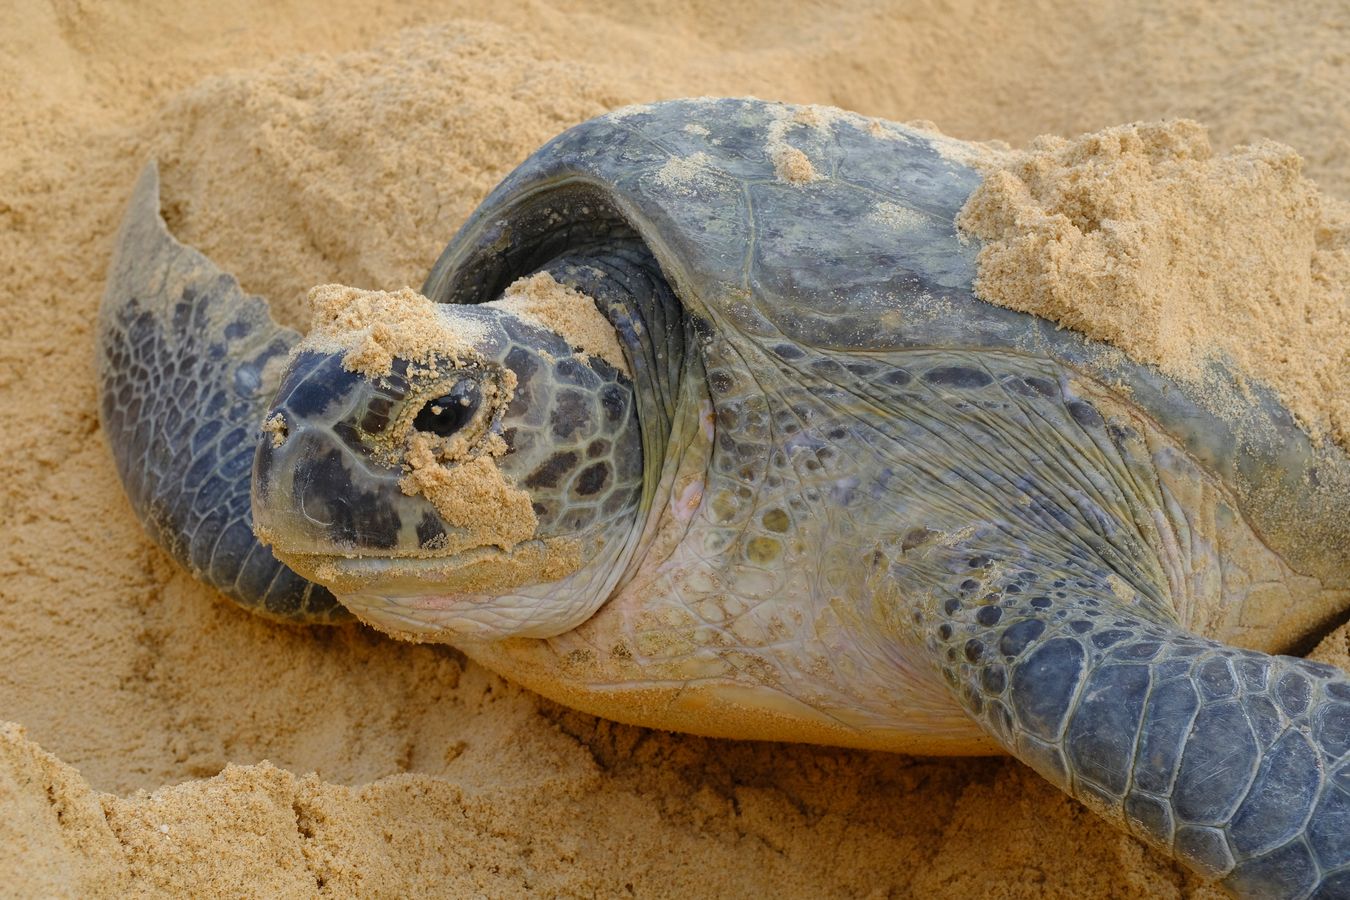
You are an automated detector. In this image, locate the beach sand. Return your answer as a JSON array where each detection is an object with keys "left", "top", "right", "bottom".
[{"left": 1, "top": 1, "right": 1346, "bottom": 895}]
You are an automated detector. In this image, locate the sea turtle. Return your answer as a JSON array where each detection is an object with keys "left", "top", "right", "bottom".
[{"left": 98, "top": 98, "right": 1350, "bottom": 896}]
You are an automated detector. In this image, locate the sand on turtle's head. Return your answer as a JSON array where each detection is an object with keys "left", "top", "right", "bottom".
[
  {"left": 399, "top": 430, "right": 538, "bottom": 554},
  {"left": 487, "top": 272, "right": 631, "bottom": 377},
  {"left": 288, "top": 284, "right": 541, "bottom": 556},
  {"left": 302, "top": 283, "right": 488, "bottom": 379}
]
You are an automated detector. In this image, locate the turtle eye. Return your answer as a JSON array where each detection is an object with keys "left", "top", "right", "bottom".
[{"left": 413, "top": 379, "right": 481, "bottom": 438}]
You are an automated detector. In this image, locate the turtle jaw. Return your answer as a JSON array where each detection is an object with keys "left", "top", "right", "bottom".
[{"left": 273, "top": 536, "right": 610, "bottom": 640}]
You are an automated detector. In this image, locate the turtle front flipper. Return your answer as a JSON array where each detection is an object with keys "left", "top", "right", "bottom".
[
  {"left": 915, "top": 535, "right": 1350, "bottom": 896},
  {"left": 879, "top": 355, "right": 1350, "bottom": 895},
  {"left": 96, "top": 162, "right": 348, "bottom": 624}
]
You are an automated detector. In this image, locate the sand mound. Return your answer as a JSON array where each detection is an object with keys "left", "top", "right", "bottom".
[
  {"left": 1, "top": 1, "right": 1346, "bottom": 896},
  {"left": 959, "top": 121, "right": 1350, "bottom": 447}
]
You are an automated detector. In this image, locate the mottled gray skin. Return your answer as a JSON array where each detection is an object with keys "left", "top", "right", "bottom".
[{"left": 99, "top": 100, "right": 1350, "bottom": 896}]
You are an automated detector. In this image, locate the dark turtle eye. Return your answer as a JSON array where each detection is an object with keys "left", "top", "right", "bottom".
[{"left": 413, "top": 379, "right": 481, "bottom": 437}]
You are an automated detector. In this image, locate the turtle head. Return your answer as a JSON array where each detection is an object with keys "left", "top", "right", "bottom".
[{"left": 251, "top": 283, "right": 645, "bottom": 639}]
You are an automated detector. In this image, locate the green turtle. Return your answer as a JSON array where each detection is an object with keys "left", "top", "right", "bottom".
[{"left": 98, "top": 98, "right": 1350, "bottom": 896}]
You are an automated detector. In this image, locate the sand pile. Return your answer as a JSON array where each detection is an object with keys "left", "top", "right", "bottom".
[
  {"left": 1, "top": 1, "right": 1346, "bottom": 897},
  {"left": 959, "top": 121, "right": 1350, "bottom": 447}
]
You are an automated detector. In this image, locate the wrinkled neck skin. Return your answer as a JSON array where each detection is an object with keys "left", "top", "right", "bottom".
[
  {"left": 456, "top": 317, "right": 1349, "bottom": 767},
  {"left": 337, "top": 245, "right": 702, "bottom": 642},
  {"left": 535, "top": 245, "right": 707, "bottom": 574}
]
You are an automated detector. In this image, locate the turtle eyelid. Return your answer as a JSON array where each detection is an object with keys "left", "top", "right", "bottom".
[{"left": 412, "top": 379, "right": 483, "bottom": 438}]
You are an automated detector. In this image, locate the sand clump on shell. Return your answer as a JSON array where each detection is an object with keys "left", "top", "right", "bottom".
[
  {"left": 958, "top": 120, "right": 1350, "bottom": 448},
  {"left": 2, "top": 1, "right": 1348, "bottom": 897},
  {"left": 766, "top": 105, "right": 827, "bottom": 185}
]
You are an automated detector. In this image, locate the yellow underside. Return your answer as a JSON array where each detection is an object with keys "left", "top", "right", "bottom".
[{"left": 457, "top": 638, "right": 1000, "bottom": 756}]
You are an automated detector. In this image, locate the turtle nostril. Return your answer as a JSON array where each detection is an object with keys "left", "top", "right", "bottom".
[{"left": 413, "top": 379, "right": 481, "bottom": 438}]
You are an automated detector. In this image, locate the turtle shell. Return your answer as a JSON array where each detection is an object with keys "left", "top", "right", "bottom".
[{"left": 423, "top": 97, "right": 1350, "bottom": 588}]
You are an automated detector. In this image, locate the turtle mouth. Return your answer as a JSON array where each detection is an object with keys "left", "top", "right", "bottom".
[
  {"left": 276, "top": 538, "right": 578, "bottom": 596},
  {"left": 275, "top": 539, "right": 593, "bottom": 640}
]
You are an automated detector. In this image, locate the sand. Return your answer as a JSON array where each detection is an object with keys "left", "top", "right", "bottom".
[
  {"left": 492, "top": 273, "right": 631, "bottom": 376},
  {"left": 0, "top": 1, "right": 1345, "bottom": 896},
  {"left": 958, "top": 121, "right": 1350, "bottom": 448},
  {"left": 303, "top": 284, "right": 487, "bottom": 381}
]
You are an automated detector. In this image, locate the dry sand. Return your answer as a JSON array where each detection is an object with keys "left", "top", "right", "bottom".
[
  {"left": 0, "top": 1, "right": 1346, "bottom": 896},
  {"left": 958, "top": 121, "right": 1350, "bottom": 448}
]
